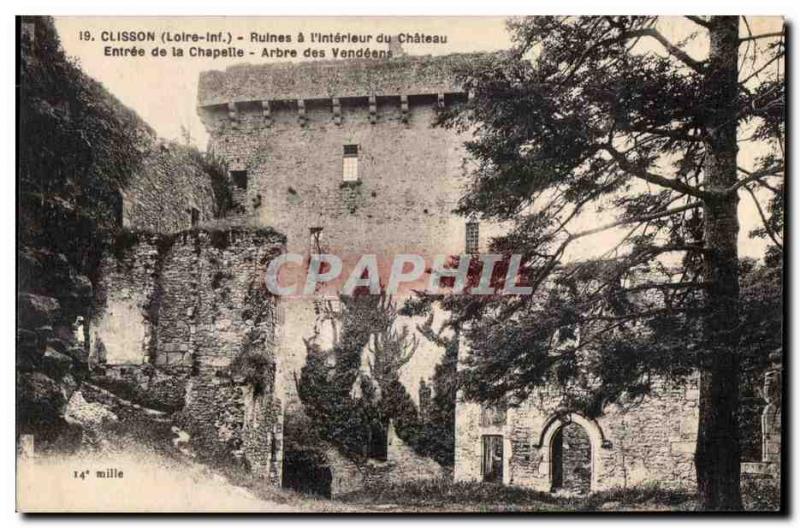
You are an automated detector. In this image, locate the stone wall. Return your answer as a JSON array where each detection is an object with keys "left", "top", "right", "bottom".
[
  {"left": 454, "top": 376, "right": 699, "bottom": 492},
  {"left": 325, "top": 422, "right": 447, "bottom": 498},
  {"left": 92, "top": 227, "right": 286, "bottom": 483},
  {"left": 121, "top": 142, "right": 219, "bottom": 234},
  {"left": 741, "top": 349, "right": 782, "bottom": 482},
  {"left": 382, "top": 419, "right": 447, "bottom": 483}
]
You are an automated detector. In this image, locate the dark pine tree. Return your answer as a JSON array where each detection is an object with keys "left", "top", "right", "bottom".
[{"left": 434, "top": 16, "right": 783, "bottom": 510}]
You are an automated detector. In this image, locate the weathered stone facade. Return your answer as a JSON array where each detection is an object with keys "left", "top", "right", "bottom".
[
  {"left": 92, "top": 227, "right": 286, "bottom": 483},
  {"left": 325, "top": 422, "right": 448, "bottom": 499},
  {"left": 454, "top": 377, "right": 700, "bottom": 492},
  {"left": 194, "top": 54, "right": 714, "bottom": 496},
  {"left": 121, "top": 142, "right": 219, "bottom": 234}
]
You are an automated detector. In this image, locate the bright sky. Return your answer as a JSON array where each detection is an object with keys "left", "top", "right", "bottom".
[
  {"left": 52, "top": 16, "right": 782, "bottom": 260},
  {"left": 54, "top": 17, "right": 512, "bottom": 146}
]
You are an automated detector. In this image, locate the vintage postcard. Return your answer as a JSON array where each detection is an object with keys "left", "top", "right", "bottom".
[{"left": 16, "top": 15, "right": 784, "bottom": 513}]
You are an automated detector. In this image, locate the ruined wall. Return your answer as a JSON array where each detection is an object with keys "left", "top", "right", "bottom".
[
  {"left": 454, "top": 376, "right": 699, "bottom": 492},
  {"left": 93, "top": 227, "right": 286, "bottom": 483},
  {"left": 321, "top": 424, "right": 447, "bottom": 499},
  {"left": 383, "top": 420, "right": 447, "bottom": 482},
  {"left": 121, "top": 142, "right": 219, "bottom": 234}
]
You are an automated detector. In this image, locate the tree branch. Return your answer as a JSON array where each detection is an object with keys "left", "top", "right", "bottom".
[
  {"left": 602, "top": 145, "right": 711, "bottom": 199},
  {"left": 623, "top": 28, "right": 706, "bottom": 73},
  {"left": 744, "top": 185, "right": 783, "bottom": 250},
  {"left": 739, "top": 49, "right": 785, "bottom": 85},
  {"left": 622, "top": 281, "right": 708, "bottom": 294},
  {"left": 739, "top": 31, "right": 785, "bottom": 42},
  {"left": 685, "top": 16, "right": 712, "bottom": 29},
  {"left": 568, "top": 201, "right": 703, "bottom": 242},
  {"left": 726, "top": 164, "right": 785, "bottom": 194}
]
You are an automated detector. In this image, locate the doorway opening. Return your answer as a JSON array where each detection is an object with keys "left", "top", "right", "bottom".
[
  {"left": 551, "top": 422, "right": 592, "bottom": 493},
  {"left": 481, "top": 434, "right": 504, "bottom": 483}
]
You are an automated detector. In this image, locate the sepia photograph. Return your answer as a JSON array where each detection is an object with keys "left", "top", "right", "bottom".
[{"left": 14, "top": 13, "right": 785, "bottom": 513}]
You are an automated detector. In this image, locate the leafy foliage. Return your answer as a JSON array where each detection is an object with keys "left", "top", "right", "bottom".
[
  {"left": 297, "top": 293, "right": 420, "bottom": 462},
  {"left": 399, "top": 297, "right": 460, "bottom": 466},
  {"left": 19, "top": 17, "right": 153, "bottom": 292}
]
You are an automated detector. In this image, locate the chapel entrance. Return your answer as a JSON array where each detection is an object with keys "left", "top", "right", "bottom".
[{"left": 551, "top": 422, "right": 592, "bottom": 493}]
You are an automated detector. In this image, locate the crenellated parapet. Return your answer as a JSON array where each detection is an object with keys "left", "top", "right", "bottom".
[
  {"left": 198, "top": 53, "right": 483, "bottom": 105},
  {"left": 197, "top": 53, "right": 488, "bottom": 127}
]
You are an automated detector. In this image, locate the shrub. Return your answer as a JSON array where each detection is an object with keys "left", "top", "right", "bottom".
[{"left": 742, "top": 476, "right": 781, "bottom": 511}]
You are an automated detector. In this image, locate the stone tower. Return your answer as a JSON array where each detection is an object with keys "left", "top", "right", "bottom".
[{"left": 197, "top": 54, "right": 483, "bottom": 409}]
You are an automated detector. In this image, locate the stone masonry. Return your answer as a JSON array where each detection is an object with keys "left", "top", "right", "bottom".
[
  {"left": 195, "top": 54, "right": 717, "bottom": 495},
  {"left": 121, "top": 141, "right": 219, "bottom": 234},
  {"left": 92, "top": 227, "right": 286, "bottom": 483},
  {"left": 454, "top": 377, "right": 700, "bottom": 492}
]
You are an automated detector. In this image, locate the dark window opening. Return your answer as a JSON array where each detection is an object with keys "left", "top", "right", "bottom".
[
  {"left": 365, "top": 419, "right": 388, "bottom": 461},
  {"left": 231, "top": 170, "right": 248, "bottom": 190},
  {"left": 190, "top": 207, "right": 200, "bottom": 227},
  {"left": 270, "top": 431, "right": 278, "bottom": 461},
  {"left": 309, "top": 227, "right": 323, "bottom": 253},
  {"left": 466, "top": 220, "right": 480, "bottom": 254}
]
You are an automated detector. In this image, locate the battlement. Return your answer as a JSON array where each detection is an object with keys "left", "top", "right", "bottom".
[{"left": 197, "top": 53, "right": 488, "bottom": 108}]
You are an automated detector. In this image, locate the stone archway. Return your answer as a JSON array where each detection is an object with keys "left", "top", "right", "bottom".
[
  {"left": 537, "top": 413, "right": 606, "bottom": 493},
  {"left": 552, "top": 422, "right": 591, "bottom": 492}
]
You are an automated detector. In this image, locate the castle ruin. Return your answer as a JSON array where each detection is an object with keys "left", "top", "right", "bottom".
[{"left": 89, "top": 53, "right": 781, "bottom": 497}]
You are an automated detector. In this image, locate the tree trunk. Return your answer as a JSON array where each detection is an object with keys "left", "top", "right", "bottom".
[{"left": 695, "top": 16, "right": 743, "bottom": 511}]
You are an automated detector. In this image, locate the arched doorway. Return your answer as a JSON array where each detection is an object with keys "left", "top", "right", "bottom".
[
  {"left": 551, "top": 422, "right": 592, "bottom": 493},
  {"left": 538, "top": 412, "right": 605, "bottom": 493}
]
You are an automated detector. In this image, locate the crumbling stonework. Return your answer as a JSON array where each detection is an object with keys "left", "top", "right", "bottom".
[
  {"left": 121, "top": 142, "right": 219, "bottom": 234},
  {"left": 382, "top": 420, "right": 447, "bottom": 483},
  {"left": 320, "top": 423, "right": 448, "bottom": 499},
  {"left": 454, "top": 377, "right": 699, "bottom": 492},
  {"left": 92, "top": 227, "right": 286, "bottom": 483}
]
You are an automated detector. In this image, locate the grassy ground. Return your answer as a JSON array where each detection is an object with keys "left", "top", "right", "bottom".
[
  {"left": 39, "top": 420, "right": 779, "bottom": 513},
  {"left": 338, "top": 478, "right": 780, "bottom": 512}
]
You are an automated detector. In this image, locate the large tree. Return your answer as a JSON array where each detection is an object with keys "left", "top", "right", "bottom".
[
  {"left": 437, "top": 16, "right": 784, "bottom": 510},
  {"left": 297, "top": 293, "right": 420, "bottom": 462}
]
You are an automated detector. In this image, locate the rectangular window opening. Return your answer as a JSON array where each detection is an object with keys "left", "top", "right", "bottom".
[
  {"left": 231, "top": 170, "right": 248, "bottom": 190},
  {"left": 342, "top": 144, "right": 359, "bottom": 182},
  {"left": 466, "top": 221, "right": 480, "bottom": 254}
]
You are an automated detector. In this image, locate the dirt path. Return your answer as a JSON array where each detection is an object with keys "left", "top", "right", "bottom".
[{"left": 17, "top": 447, "right": 362, "bottom": 513}]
